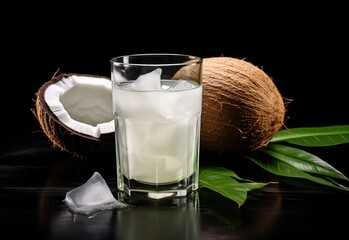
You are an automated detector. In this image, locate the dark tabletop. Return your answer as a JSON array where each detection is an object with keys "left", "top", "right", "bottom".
[{"left": 1, "top": 134, "right": 349, "bottom": 240}]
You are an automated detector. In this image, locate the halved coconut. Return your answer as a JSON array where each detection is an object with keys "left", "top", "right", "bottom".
[{"left": 32, "top": 73, "right": 115, "bottom": 158}]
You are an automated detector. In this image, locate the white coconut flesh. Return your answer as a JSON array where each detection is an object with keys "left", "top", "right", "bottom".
[{"left": 44, "top": 75, "right": 114, "bottom": 138}]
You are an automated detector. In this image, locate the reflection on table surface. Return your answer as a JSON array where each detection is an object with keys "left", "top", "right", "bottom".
[{"left": 1, "top": 139, "right": 349, "bottom": 239}]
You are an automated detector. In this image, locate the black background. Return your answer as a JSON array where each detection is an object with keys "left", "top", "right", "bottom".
[
  {"left": 1, "top": 4, "right": 349, "bottom": 240},
  {"left": 3, "top": 4, "right": 348, "bottom": 144}
]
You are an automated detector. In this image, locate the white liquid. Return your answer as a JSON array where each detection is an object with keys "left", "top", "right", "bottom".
[{"left": 113, "top": 80, "right": 202, "bottom": 184}]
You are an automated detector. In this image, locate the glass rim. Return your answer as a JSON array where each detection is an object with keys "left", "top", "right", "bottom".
[{"left": 110, "top": 53, "right": 202, "bottom": 67}]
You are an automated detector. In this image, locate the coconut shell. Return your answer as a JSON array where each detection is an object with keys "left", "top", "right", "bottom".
[
  {"left": 32, "top": 73, "right": 115, "bottom": 159},
  {"left": 175, "top": 56, "right": 286, "bottom": 154},
  {"left": 201, "top": 57, "right": 286, "bottom": 153}
]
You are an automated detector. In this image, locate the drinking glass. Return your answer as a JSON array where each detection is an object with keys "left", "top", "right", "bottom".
[{"left": 110, "top": 53, "right": 202, "bottom": 200}]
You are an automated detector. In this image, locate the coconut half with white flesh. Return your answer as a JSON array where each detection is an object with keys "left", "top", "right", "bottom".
[{"left": 33, "top": 73, "right": 115, "bottom": 158}]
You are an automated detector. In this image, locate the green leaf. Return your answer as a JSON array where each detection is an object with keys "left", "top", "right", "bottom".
[
  {"left": 270, "top": 125, "right": 349, "bottom": 146},
  {"left": 243, "top": 145, "right": 349, "bottom": 191},
  {"left": 200, "top": 166, "right": 245, "bottom": 180},
  {"left": 199, "top": 167, "right": 273, "bottom": 207},
  {"left": 263, "top": 144, "right": 349, "bottom": 181}
]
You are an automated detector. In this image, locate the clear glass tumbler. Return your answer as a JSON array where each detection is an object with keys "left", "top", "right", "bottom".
[{"left": 110, "top": 53, "right": 202, "bottom": 200}]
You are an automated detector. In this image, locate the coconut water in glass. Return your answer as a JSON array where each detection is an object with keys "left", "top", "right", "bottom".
[{"left": 110, "top": 54, "right": 202, "bottom": 200}]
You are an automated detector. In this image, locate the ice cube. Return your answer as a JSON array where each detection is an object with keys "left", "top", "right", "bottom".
[
  {"left": 111, "top": 69, "right": 127, "bottom": 83},
  {"left": 167, "top": 80, "right": 197, "bottom": 91},
  {"left": 130, "top": 68, "right": 162, "bottom": 91},
  {"left": 63, "top": 172, "right": 130, "bottom": 215}
]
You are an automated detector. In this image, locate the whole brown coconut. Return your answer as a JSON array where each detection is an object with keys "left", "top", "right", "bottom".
[
  {"left": 32, "top": 73, "right": 115, "bottom": 159},
  {"left": 200, "top": 57, "right": 286, "bottom": 153},
  {"left": 175, "top": 56, "right": 286, "bottom": 154}
]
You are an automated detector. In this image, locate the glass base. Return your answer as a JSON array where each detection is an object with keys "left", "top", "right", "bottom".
[
  {"left": 117, "top": 174, "right": 198, "bottom": 203},
  {"left": 117, "top": 190, "right": 199, "bottom": 206}
]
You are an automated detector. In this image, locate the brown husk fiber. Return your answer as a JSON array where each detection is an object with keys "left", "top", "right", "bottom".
[{"left": 199, "top": 57, "right": 286, "bottom": 153}]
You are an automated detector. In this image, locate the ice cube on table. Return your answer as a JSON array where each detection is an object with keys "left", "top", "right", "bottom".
[
  {"left": 130, "top": 68, "right": 162, "bottom": 91},
  {"left": 63, "top": 172, "right": 130, "bottom": 215}
]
